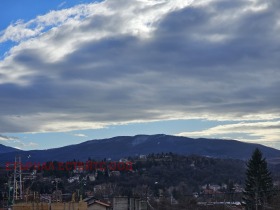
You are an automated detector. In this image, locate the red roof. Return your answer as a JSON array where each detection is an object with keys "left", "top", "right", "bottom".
[{"left": 88, "top": 200, "right": 111, "bottom": 207}]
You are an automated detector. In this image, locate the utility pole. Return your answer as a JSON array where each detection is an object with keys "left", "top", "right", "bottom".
[
  {"left": 7, "top": 178, "right": 13, "bottom": 206},
  {"left": 13, "top": 156, "right": 23, "bottom": 202}
]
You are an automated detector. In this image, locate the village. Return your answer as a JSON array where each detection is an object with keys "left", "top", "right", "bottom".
[{"left": 0, "top": 154, "right": 254, "bottom": 210}]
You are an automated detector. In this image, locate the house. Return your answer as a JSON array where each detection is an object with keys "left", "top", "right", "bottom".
[
  {"left": 203, "top": 189, "right": 214, "bottom": 195},
  {"left": 88, "top": 200, "right": 111, "bottom": 210},
  {"left": 119, "top": 158, "right": 128, "bottom": 162},
  {"left": 139, "top": 155, "right": 147, "bottom": 160},
  {"left": 88, "top": 174, "right": 96, "bottom": 182},
  {"left": 83, "top": 196, "right": 98, "bottom": 203},
  {"left": 210, "top": 184, "right": 221, "bottom": 192},
  {"left": 68, "top": 175, "right": 80, "bottom": 183},
  {"left": 74, "top": 165, "right": 84, "bottom": 173},
  {"left": 221, "top": 183, "right": 227, "bottom": 189},
  {"left": 113, "top": 197, "right": 148, "bottom": 210},
  {"left": 190, "top": 161, "right": 195, "bottom": 167},
  {"left": 84, "top": 196, "right": 111, "bottom": 210},
  {"left": 202, "top": 184, "right": 221, "bottom": 192},
  {"left": 234, "top": 183, "right": 244, "bottom": 192}
]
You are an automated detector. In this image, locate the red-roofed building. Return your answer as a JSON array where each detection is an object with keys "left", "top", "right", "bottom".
[
  {"left": 84, "top": 196, "right": 111, "bottom": 210},
  {"left": 88, "top": 200, "right": 111, "bottom": 210}
]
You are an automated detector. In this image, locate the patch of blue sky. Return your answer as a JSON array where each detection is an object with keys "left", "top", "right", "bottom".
[
  {"left": 38, "top": 24, "right": 57, "bottom": 34},
  {"left": 0, "top": 41, "right": 16, "bottom": 60},
  {"left": 0, "top": 0, "right": 105, "bottom": 60},
  {"left": 0, "top": 1, "right": 59, "bottom": 31},
  {"left": 0, "top": 0, "right": 103, "bottom": 31}
]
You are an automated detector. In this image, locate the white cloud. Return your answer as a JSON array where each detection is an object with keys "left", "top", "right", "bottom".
[
  {"left": 0, "top": 0, "right": 279, "bottom": 141},
  {"left": 74, "top": 133, "right": 88, "bottom": 137},
  {"left": 13, "top": 141, "right": 39, "bottom": 150},
  {"left": 177, "top": 120, "right": 280, "bottom": 144},
  {"left": 0, "top": 3, "right": 99, "bottom": 43},
  {"left": 0, "top": 134, "right": 18, "bottom": 141}
]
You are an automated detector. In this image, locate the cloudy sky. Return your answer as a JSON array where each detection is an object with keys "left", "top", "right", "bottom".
[{"left": 0, "top": 0, "right": 279, "bottom": 150}]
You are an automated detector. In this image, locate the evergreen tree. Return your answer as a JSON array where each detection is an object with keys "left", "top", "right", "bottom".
[{"left": 242, "top": 148, "right": 273, "bottom": 210}]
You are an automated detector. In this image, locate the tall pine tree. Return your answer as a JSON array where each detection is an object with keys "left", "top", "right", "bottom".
[{"left": 242, "top": 148, "right": 273, "bottom": 210}]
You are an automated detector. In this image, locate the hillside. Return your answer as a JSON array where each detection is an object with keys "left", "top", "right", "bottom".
[
  {"left": 1, "top": 135, "right": 280, "bottom": 164},
  {"left": 0, "top": 144, "right": 19, "bottom": 154}
]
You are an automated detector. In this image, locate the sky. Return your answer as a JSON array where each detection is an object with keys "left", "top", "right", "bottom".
[{"left": 0, "top": 0, "right": 280, "bottom": 150}]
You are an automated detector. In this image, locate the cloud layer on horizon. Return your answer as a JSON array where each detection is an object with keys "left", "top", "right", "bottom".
[
  {"left": 0, "top": 0, "right": 279, "bottom": 145},
  {"left": 177, "top": 120, "right": 280, "bottom": 147}
]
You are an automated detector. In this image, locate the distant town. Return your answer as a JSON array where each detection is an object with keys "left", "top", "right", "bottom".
[{"left": 1, "top": 152, "right": 280, "bottom": 210}]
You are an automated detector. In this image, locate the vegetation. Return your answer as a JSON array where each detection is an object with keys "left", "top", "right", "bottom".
[
  {"left": 242, "top": 148, "right": 274, "bottom": 210},
  {"left": 2, "top": 151, "right": 280, "bottom": 209}
]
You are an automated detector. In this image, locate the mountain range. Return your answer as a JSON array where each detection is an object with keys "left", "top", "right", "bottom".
[
  {"left": 0, "top": 144, "right": 19, "bottom": 154},
  {"left": 1, "top": 134, "right": 280, "bottom": 164}
]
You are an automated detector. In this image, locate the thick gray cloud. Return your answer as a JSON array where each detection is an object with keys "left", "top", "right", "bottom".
[
  {"left": 0, "top": 134, "right": 18, "bottom": 141},
  {"left": 0, "top": 0, "right": 279, "bottom": 132}
]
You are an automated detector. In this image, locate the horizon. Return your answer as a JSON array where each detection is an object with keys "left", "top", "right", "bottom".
[
  {"left": 1, "top": 134, "right": 279, "bottom": 152},
  {"left": 1, "top": 0, "right": 280, "bottom": 150}
]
